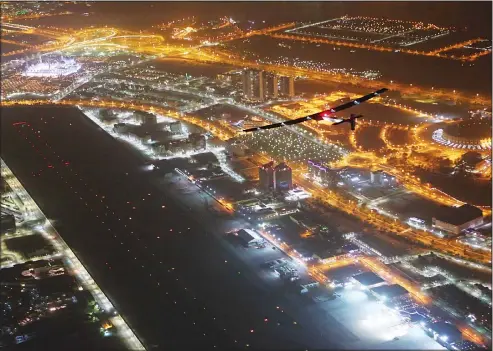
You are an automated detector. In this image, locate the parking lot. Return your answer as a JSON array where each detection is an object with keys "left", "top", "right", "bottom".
[{"left": 226, "top": 232, "right": 310, "bottom": 289}]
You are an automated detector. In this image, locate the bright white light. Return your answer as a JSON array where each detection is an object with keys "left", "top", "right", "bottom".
[{"left": 23, "top": 56, "right": 81, "bottom": 77}]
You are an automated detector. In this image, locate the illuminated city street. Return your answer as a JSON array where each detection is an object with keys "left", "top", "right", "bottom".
[{"left": 0, "top": 2, "right": 491, "bottom": 350}]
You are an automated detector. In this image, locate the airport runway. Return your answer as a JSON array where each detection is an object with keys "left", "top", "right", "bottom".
[{"left": 1, "top": 106, "right": 359, "bottom": 350}]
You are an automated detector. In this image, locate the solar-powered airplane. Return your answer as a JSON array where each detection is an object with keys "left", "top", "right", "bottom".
[{"left": 243, "top": 88, "right": 388, "bottom": 132}]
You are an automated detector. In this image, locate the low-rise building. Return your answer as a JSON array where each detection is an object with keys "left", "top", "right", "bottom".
[
  {"left": 169, "top": 121, "right": 183, "bottom": 134},
  {"left": 100, "top": 110, "right": 118, "bottom": 125},
  {"left": 216, "top": 73, "right": 232, "bottom": 84},
  {"left": 289, "top": 212, "right": 319, "bottom": 231},
  {"left": 432, "top": 204, "right": 484, "bottom": 236},
  {"left": 167, "top": 139, "right": 195, "bottom": 154},
  {"left": 352, "top": 271, "right": 386, "bottom": 289},
  {"left": 227, "top": 143, "right": 248, "bottom": 157},
  {"left": 235, "top": 229, "right": 265, "bottom": 247},
  {"left": 113, "top": 123, "right": 130, "bottom": 135},
  {"left": 188, "top": 133, "right": 206, "bottom": 150},
  {"left": 308, "top": 160, "right": 339, "bottom": 185},
  {"left": 150, "top": 130, "right": 172, "bottom": 143},
  {"left": 135, "top": 111, "right": 156, "bottom": 125},
  {"left": 370, "top": 170, "right": 384, "bottom": 185},
  {"left": 370, "top": 284, "right": 409, "bottom": 302},
  {"left": 1, "top": 213, "right": 16, "bottom": 235},
  {"left": 252, "top": 207, "right": 277, "bottom": 221}
]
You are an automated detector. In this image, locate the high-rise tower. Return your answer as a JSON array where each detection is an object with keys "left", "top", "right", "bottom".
[
  {"left": 274, "top": 162, "right": 293, "bottom": 190},
  {"left": 259, "top": 161, "right": 275, "bottom": 190}
]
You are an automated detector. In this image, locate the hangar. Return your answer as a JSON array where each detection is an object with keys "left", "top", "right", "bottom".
[{"left": 236, "top": 229, "right": 265, "bottom": 247}]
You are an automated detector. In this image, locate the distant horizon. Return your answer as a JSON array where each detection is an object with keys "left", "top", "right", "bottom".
[{"left": 86, "top": 2, "right": 492, "bottom": 36}]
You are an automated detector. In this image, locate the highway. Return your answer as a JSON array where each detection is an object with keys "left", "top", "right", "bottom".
[
  {"left": 1, "top": 14, "right": 490, "bottom": 349},
  {"left": 2, "top": 23, "right": 490, "bottom": 106},
  {"left": 268, "top": 32, "right": 491, "bottom": 62},
  {"left": 248, "top": 152, "right": 491, "bottom": 265}
]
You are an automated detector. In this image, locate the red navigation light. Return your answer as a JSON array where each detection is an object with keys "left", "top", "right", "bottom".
[
  {"left": 64, "top": 162, "right": 70, "bottom": 165},
  {"left": 47, "top": 165, "right": 53, "bottom": 168},
  {"left": 12, "top": 121, "right": 26, "bottom": 126}
]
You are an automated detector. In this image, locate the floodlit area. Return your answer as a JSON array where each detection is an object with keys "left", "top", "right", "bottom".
[
  {"left": 22, "top": 55, "right": 82, "bottom": 77},
  {"left": 457, "top": 232, "right": 492, "bottom": 251},
  {"left": 322, "top": 289, "right": 445, "bottom": 350},
  {"left": 0, "top": 3, "right": 491, "bottom": 349},
  {"left": 284, "top": 187, "right": 312, "bottom": 201}
]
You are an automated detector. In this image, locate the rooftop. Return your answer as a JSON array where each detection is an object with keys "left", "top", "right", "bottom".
[
  {"left": 370, "top": 284, "right": 409, "bottom": 299},
  {"left": 274, "top": 162, "right": 291, "bottom": 171},
  {"left": 434, "top": 204, "right": 483, "bottom": 226},
  {"left": 237, "top": 228, "right": 263, "bottom": 243},
  {"left": 302, "top": 238, "right": 336, "bottom": 258},
  {"left": 191, "top": 152, "right": 219, "bottom": 166},
  {"left": 289, "top": 212, "right": 320, "bottom": 229},
  {"left": 352, "top": 271, "right": 385, "bottom": 286},
  {"left": 260, "top": 161, "right": 274, "bottom": 170}
]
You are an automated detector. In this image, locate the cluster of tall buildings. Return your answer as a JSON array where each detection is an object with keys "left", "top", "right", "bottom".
[
  {"left": 242, "top": 69, "right": 295, "bottom": 102},
  {"left": 259, "top": 161, "right": 293, "bottom": 191}
]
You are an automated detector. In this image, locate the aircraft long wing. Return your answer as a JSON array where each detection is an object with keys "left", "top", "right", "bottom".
[
  {"left": 332, "top": 120, "right": 347, "bottom": 126},
  {"left": 243, "top": 88, "right": 388, "bottom": 133},
  {"left": 243, "top": 115, "right": 313, "bottom": 132}
]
